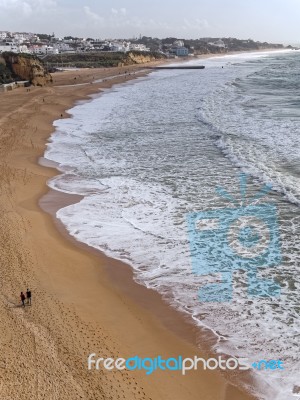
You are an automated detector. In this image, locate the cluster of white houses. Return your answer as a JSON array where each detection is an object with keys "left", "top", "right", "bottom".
[
  {"left": 0, "top": 31, "right": 152, "bottom": 55},
  {"left": 0, "top": 30, "right": 197, "bottom": 57}
]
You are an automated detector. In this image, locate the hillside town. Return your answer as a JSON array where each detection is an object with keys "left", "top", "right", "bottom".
[
  {"left": 0, "top": 30, "right": 287, "bottom": 58},
  {"left": 0, "top": 31, "right": 153, "bottom": 55}
]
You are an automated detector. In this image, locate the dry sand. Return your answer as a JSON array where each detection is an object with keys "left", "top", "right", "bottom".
[{"left": 0, "top": 61, "right": 258, "bottom": 399}]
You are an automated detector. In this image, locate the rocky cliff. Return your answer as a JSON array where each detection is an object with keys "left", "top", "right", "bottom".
[
  {"left": 0, "top": 53, "right": 52, "bottom": 86},
  {"left": 124, "top": 52, "right": 160, "bottom": 65}
]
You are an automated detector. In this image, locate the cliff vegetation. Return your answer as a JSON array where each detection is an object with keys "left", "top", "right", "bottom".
[{"left": 44, "top": 51, "right": 166, "bottom": 69}]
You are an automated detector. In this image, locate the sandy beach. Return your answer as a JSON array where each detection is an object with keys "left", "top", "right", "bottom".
[{"left": 0, "top": 60, "right": 259, "bottom": 399}]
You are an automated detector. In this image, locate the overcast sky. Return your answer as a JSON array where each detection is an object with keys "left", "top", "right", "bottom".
[{"left": 0, "top": 0, "right": 299, "bottom": 43}]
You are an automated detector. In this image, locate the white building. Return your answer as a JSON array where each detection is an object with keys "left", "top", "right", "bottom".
[
  {"left": 12, "top": 32, "right": 36, "bottom": 42},
  {"left": 19, "top": 44, "right": 30, "bottom": 53},
  {"left": 46, "top": 46, "right": 59, "bottom": 55},
  {"left": 208, "top": 39, "right": 226, "bottom": 48},
  {"left": 29, "top": 45, "right": 58, "bottom": 55},
  {"left": 173, "top": 40, "right": 185, "bottom": 48},
  {"left": 0, "top": 42, "right": 18, "bottom": 53},
  {"left": 0, "top": 31, "right": 8, "bottom": 40},
  {"left": 53, "top": 42, "right": 73, "bottom": 53},
  {"left": 13, "top": 33, "right": 26, "bottom": 43},
  {"left": 0, "top": 42, "right": 29, "bottom": 53},
  {"left": 129, "top": 43, "right": 149, "bottom": 52},
  {"left": 110, "top": 41, "right": 127, "bottom": 52}
]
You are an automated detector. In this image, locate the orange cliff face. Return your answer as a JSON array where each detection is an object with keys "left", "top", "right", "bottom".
[{"left": 1, "top": 53, "right": 52, "bottom": 86}]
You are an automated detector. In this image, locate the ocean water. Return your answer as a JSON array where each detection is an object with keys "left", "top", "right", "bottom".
[{"left": 45, "top": 50, "right": 300, "bottom": 399}]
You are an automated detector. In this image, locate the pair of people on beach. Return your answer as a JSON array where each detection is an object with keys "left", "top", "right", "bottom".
[{"left": 20, "top": 289, "right": 31, "bottom": 307}]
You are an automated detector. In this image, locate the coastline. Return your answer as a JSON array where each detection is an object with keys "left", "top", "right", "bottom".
[{"left": 0, "top": 53, "right": 276, "bottom": 399}]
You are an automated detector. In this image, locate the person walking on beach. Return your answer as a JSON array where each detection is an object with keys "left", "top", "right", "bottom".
[
  {"left": 26, "top": 289, "right": 32, "bottom": 306},
  {"left": 20, "top": 292, "right": 26, "bottom": 307}
]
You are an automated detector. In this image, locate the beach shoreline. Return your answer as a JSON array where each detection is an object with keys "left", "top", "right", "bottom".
[{"left": 0, "top": 51, "right": 282, "bottom": 399}]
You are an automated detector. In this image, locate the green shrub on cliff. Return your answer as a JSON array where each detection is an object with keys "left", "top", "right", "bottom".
[
  {"left": 0, "top": 58, "right": 14, "bottom": 83},
  {"left": 44, "top": 51, "right": 166, "bottom": 69}
]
